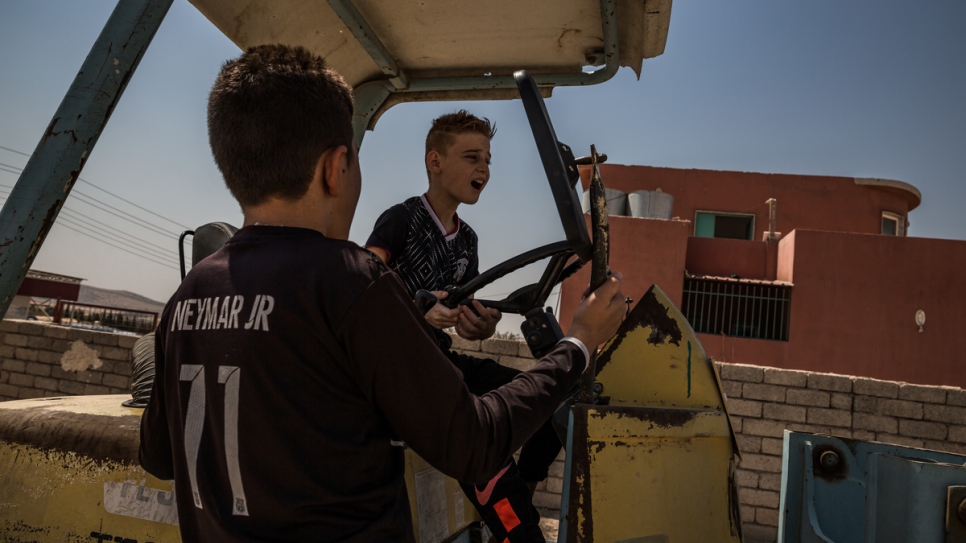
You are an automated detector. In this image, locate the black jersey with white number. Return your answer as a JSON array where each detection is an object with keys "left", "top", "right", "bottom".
[
  {"left": 366, "top": 195, "right": 479, "bottom": 347},
  {"left": 139, "top": 225, "right": 586, "bottom": 543}
]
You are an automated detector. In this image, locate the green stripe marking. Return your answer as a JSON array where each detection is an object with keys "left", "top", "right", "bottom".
[{"left": 687, "top": 340, "right": 692, "bottom": 398}]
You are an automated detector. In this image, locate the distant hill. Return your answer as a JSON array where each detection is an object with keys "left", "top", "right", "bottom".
[{"left": 77, "top": 285, "right": 166, "bottom": 315}]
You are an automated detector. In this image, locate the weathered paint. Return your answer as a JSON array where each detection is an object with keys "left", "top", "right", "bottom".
[
  {"left": 563, "top": 406, "right": 740, "bottom": 543},
  {"left": 594, "top": 285, "right": 728, "bottom": 414},
  {"left": 577, "top": 146, "right": 610, "bottom": 403},
  {"left": 560, "top": 284, "right": 741, "bottom": 542},
  {"left": 779, "top": 431, "right": 966, "bottom": 543},
  {"left": 0, "top": 396, "right": 181, "bottom": 542}
]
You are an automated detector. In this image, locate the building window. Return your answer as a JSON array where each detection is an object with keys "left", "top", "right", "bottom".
[
  {"left": 694, "top": 211, "right": 755, "bottom": 240},
  {"left": 682, "top": 276, "right": 791, "bottom": 341},
  {"left": 882, "top": 212, "right": 905, "bottom": 236}
]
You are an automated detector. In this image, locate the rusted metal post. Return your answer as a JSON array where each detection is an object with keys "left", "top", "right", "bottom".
[
  {"left": 577, "top": 145, "right": 610, "bottom": 404},
  {"left": 0, "top": 0, "right": 174, "bottom": 318},
  {"left": 53, "top": 299, "right": 64, "bottom": 324}
]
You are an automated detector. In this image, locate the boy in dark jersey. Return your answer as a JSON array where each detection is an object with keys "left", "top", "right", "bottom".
[
  {"left": 366, "top": 113, "right": 561, "bottom": 542},
  {"left": 139, "top": 45, "right": 627, "bottom": 543}
]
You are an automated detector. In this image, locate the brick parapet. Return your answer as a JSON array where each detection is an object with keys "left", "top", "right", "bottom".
[{"left": 0, "top": 319, "right": 135, "bottom": 401}]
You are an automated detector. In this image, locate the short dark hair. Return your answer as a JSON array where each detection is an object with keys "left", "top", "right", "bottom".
[
  {"left": 208, "top": 44, "right": 354, "bottom": 208},
  {"left": 425, "top": 110, "right": 496, "bottom": 162}
]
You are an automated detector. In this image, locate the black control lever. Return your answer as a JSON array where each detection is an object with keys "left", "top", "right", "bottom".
[
  {"left": 573, "top": 154, "right": 607, "bottom": 165},
  {"left": 414, "top": 290, "right": 438, "bottom": 315}
]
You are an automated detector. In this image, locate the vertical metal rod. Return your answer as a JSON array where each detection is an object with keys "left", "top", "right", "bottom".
[
  {"left": 729, "top": 282, "right": 737, "bottom": 336},
  {"left": 712, "top": 281, "right": 720, "bottom": 334},
  {"left": 698, "top": 280, "right": 706, "bottom": 332},
  {"left": 745, "top": 285, "right": 752, "bottom": 337},
  {"left": 782, "top": 288, "right": 790, "bottom": 341},
  {"left": 749, "top": 285, "right": 765, "bottom": 339},
  {"left": 578, "top": 146, "right": 608, "bottom": 404},
  {"left": 768, "top": 287, "right": 776, "bottom": 339},
  {"left": 757, "top": 286, "right": 763, "bottom": 339},
  {"left": 0, "top": 0, "right": 173, "bottom": 318}
]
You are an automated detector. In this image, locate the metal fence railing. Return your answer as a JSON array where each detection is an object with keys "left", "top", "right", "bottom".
[
  {"left": 682, "top": 276, "right": 791, "bottom": 341},
  {"left": 53, "top": 300, "right": 158, "bottom": 335}
]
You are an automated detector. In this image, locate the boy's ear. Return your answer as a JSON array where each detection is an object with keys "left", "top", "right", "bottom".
[
  {"left": 426, "top": 150, "right": 442, "bottom": 175},
  {"left": 317, "top": 145, "right": 350, "bottom": 196}
]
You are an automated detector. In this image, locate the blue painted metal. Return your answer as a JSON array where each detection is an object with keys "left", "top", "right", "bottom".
[
  {"left": 348, "top": 0, "right": 620, "bottom": 141},
  {"left": 0, "top": 0, "right": 174, "bottom": 318},
  {"left": 779, "top": 430, "right": 966, "bottom": 542},
  {"left": 557, "top": 408, "right": 577, "bottom": 543}
]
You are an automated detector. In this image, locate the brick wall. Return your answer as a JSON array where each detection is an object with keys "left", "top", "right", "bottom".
[
  {"left": 449, "top": 334, "right": 966, "bottom": 543},
  {"left": 0, "top": 319, "right": 136, "bottom": 401}
]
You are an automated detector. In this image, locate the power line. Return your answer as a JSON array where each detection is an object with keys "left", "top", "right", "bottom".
[
  {"left": 0, "top": 185, "right": 185, "bottom": 264},
  {"left": 51, "top": 220, "right": 179, "bottom": 272},
  {"left": 1, "top": 186, "right": 182, "bottom": 271},
  {"left": 59, "top": 209, "right": 180, "bottom": 261},
  {"left": 0, "top": 144, "right": 191, "bottom": 229},
  {"left": 77, "top": 179, "right": 192, "bottom": 230},
  {"left": 0, "top": 159, "right": 191, "bottom": 240},
  {"left": 0, "top": 145, "right": 29, "bottom": 158},
  {"left": 0, "top": 177, "right": 189, "bottom": 247},
  {"left": 70, "top": 190, "right": 183, "bottom": 240},
  {"left": 57, "top": 214, "right": 179, "bottom": 265}
]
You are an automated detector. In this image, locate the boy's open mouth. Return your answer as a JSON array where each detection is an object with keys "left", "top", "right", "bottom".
[{"left": 471, "top": 180, "right": 485, "bottom": 190}]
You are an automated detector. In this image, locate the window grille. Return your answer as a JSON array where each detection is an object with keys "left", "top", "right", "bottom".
[{"left": 682, "top": 277, "right": 791, "bottom": 341}]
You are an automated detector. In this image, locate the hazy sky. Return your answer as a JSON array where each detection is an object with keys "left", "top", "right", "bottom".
[{"left": 1, "top": 1, "right": 963, "bottom": 332}]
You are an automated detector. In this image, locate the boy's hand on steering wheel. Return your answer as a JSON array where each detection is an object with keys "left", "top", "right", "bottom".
[
  {"left": 567, "top": 271, "right": 626, "bottom": 352},
  {"left": 456, "top": 300, "right": 502, "bottom": 341},
  {"left": 424, "top": 291, "right": 461, "bottom": 329}
]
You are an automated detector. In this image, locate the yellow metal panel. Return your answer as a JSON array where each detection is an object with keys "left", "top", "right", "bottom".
[
  {"left": 595, "top": 285, "right": 737, "bottom": 441},
  {"left": 0, "top": 441, "right": 181, "bottom": 542},
  {"left": 561, "top": 285, "right": 743, "bottom": 542},
  {"left": 564, "top": 406, "right": 741, "bottom": 543}
]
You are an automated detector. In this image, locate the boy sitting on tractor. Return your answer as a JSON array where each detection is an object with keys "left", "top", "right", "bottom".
[{"left": 366, "top": 111, "right": 563, "bottom": 542}]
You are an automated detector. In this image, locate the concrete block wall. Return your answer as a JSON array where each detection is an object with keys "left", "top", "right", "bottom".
[
  {"left": 450, "top": 334, "right": 966, "bottom": 542},
  {"left": 719, "top": 362, "right": 966, "bottom": 543},
  {"left": 0, "top": 319, "right": 137, "bottom": 401}
]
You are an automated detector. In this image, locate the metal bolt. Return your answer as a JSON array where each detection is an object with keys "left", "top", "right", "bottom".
[
  {"left": 819, "top": 450, "right": 840, "bottom": 472},
  {"left": 958, "top": 498, "right": 966, "bottom": 526}
]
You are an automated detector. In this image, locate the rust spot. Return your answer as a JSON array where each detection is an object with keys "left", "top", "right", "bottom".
[
  {"left": 812, "top": 444, "right": 848, "bottom": 482},
  {"left": 41, "top": 117, "right": 62, "bottom": 144},
  {"left": 556, "top": 28, "right": 581, "bottom": 48},
  {"left": 589, "top": 404, "right": 698, "bottom": 428},
  {"left": 596, "top": 286, "right": 683, "bottom": 373},
  {"left": 566, "top": 404, "right": 595, "bottom": 542},
  {"left": 27, "top": 200, "right": 63, "bottom": 260}
]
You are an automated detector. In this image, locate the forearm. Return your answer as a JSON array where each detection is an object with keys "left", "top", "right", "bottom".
[{"left": 346, "top": 276, "right": 585, "bottom": 484}]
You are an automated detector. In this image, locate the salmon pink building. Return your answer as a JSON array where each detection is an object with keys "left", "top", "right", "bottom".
[{"left": 558, "top": 164, "right": 966, "bottom": 388}]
